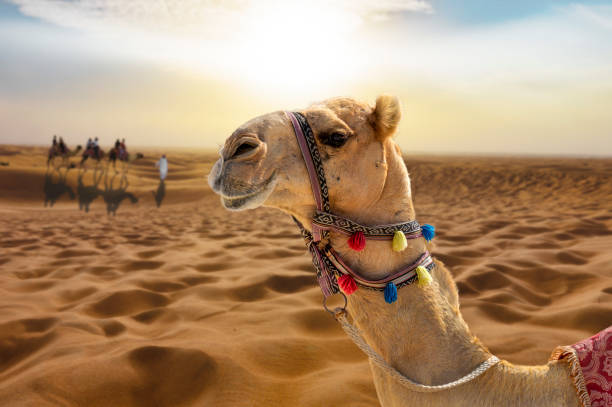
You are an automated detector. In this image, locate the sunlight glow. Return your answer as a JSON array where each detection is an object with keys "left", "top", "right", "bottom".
[{"left": 232, "top": 2, "right": 362, "bottom": 92}]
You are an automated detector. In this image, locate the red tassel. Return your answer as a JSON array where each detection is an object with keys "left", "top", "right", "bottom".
[
  {"left": 347, "top": 231, "right": 366, "bottom": 251},
  {"left": 338, "top": 274, "right": 358, "bottom": 295}
]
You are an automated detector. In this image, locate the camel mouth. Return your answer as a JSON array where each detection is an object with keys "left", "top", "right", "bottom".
[{"left": 215, "top": 171, "right": 277, "bottom": 211}]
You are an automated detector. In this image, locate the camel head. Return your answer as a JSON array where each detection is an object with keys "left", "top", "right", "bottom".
[{"left": 208, "top": 95, "right": 402, "bottom": 220}]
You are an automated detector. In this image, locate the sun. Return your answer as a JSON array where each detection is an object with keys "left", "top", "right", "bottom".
[{"left": 211, "top": 1, "right": 365, "bottom": 95}]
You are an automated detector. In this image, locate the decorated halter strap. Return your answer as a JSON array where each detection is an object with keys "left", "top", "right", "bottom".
[
  {"left": 313, "top": 211, "right": 422, "bottom": 239},
  {"left": 287, "top": 111, "right": 437, "bottom": 304},
  {"left": 287, "top": 111, "right": 338, "bottom": 297},
  {"left": 293, "top": 216, "right": 339, "bottom": 297},
  {"left": 286, "top": 112, "right": 330, "bottom": 214},
  {"left": 327, "top": 249, "right": 434, "bottom": 289}
]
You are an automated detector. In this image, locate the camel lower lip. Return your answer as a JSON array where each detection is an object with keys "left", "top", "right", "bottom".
[
  {"left": 219, "top": 173, "right": 276, "bottom": 210},
  {"left": 222, "top": 195, "right": 253, "bottom": 209}
]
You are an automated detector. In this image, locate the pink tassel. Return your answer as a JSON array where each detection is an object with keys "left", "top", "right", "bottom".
[
  {"left": 347, "top": 231, "right": 366, "bottom": 251},
  {"left": 338, "top": 274, "right": 358, "bottom": 295}
]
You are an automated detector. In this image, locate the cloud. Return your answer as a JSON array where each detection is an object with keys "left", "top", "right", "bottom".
[
  {"left": 564, "top": 3, "right": 612, "bottom": 30},
  {"left": 8, "top": 0, "right": 433, "bottom": 37}
]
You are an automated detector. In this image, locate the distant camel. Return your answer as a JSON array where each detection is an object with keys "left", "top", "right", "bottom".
[
  {"left": 108, "top": 148, "right": 144, "bottom": 172},
  {"left": 208, "top": 96, "right": 605, "bottom": 407},
  {"left": 79, "top": 146, "right": 105, "bottom": 168},
  {"left": 47, "top": 144, "right": 82, "bottom": 169}
]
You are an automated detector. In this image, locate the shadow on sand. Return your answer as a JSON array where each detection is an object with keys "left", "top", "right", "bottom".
[
  {"left": 152, "top": 179, "right": 165, "bottom": 208},
  {"left": 44, "top": 161, "right": 139, "bottom": 215},
  {"left": 44, "top": 168, "right": 75, "bottom": 207},
  {"left": 77, "top": 167, "right": 104, "bottom": 213},
  {"left": 103, "top": 172, "right": 138, "bottom": 216}
]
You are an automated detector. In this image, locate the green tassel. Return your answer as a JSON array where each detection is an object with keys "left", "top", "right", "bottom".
[
  {"left": 392, "top": 231, "right": 407, "bottom": 252},
  {"left": 416, "top": 266, "right": 432, "bottom": 287}
]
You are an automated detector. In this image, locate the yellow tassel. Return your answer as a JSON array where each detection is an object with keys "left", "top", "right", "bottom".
[
  {"left": 416, "top": 266, "right": 432, "bottom": 287},
  {"left": 392, "top": 230, "right": 407, "bottom": 252}
]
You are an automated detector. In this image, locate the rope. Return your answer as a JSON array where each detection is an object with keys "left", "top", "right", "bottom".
[{"left": 334, "top": 309, "right": 500, "bottom": 393}]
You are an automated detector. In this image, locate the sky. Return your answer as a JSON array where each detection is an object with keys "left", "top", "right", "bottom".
[{"left": 0, "top": 0, "right": 611, "bottom": 156}]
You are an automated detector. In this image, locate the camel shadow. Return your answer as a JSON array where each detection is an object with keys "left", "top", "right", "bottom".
[
  {"left": 77, "top": 167, "right": 104, "bottom": 213},
  {"left": 43, "top": 168, "right": 75, "bottom": 207},
  {"left": 103, "top": 172, "right": 138, "bottom": 216},
  {"left": 152, "top": 179, "right": 165, "bottom": 208}
]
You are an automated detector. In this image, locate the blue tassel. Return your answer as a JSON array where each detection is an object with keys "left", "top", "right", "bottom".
[
  {"left": 421, "top": 224, "right": 435, "bottom": 242},
  {"left": 384, "top": 282, "right": 398, "bottom": 304}
]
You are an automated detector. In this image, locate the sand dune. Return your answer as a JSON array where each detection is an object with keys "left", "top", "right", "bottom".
[{"left": 0, "top": 146, "right": 611, "bottom": 406}]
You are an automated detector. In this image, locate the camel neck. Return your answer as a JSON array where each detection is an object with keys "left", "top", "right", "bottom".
[
  {"left": 322, "top": 141, "right": 490, "bottom": 386},
  {"left": 345, "top": 274, "right": 489, "bottom": 385}
]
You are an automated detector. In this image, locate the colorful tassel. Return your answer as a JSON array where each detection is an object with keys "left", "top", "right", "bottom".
[
  {"left": 416, "top": 266, "right": 433, "bottom": 287},
  {"left": 338, "top": 274, "right": 358, "bottom": 295},
  {"left": 421, "top": 224, "right": 435, "bottom": 242},
  {"left": 384, "top": 282, "right": 398, "bottom": 303},
  {"left": 392, "top": 231, "right": 407, "bottom": 252},
  {"left": 347, "top": 231, "right": 366, "bottom": 251}
]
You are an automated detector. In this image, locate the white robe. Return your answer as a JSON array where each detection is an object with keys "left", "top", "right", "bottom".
[{"left": 156, "top": 157, "right": 168, "bottom": 180}]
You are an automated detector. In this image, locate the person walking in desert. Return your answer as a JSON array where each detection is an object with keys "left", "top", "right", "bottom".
[{"left": 155, "top": 154, "right": 168, "bottom": 181}]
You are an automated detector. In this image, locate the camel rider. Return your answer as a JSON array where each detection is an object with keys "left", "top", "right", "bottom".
[
  {"left": 48, "top": 135, "right": 58, "bottom": 165},
  {"left": 49, "top": 135, "right": 58, "bottom": 158},
  {"left": 58, "top": 137, "right": 67, "bottom": 154},
  {"left": 119, "top": 138, "right": 127, "bottom": 160},
  {"left": 92, "top": 137, "right": 100, "bottom": 158},
  {"left": 113, "top": 139, "right": 122, "bottom": 160},
  {"left": 86, "top": 138, "right": 93, "bottom": 153}
]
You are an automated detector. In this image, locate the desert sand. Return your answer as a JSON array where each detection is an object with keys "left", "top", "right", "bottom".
[{"left": 0, "top": 145, "right": 611, "bottom": 406}]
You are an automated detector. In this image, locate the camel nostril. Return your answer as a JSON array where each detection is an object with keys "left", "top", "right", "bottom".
[{"left": 230, "top": 141, "right": 258, "bottom": 159}]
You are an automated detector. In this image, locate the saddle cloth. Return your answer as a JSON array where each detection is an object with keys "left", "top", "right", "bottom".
[{"left": 550, "top": 326, "right": 612, "bottom": 407}]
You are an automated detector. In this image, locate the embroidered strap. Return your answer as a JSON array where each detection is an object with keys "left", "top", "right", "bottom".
[
  {"left": 327, "top": 249, "right": 435, "bottom": 290},
  {"left": 288, "top": 111, "right": 339, "bottom": 296},
  {"left": 313, "top": 211, "right": 422, "bottom": 239},
  {"left": 287, "top": 112, "right": 330, "bottom": 214},
  {"left": 293, "top": 216, "right": 339, "bottom": 297}
]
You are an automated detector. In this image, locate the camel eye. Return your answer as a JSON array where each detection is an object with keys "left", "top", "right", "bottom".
[{"left": 320, "top": 132, "right": 348, "bottom": 148}]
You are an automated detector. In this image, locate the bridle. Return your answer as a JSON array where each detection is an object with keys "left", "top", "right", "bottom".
[
  {"left": 284, "top": 111, "right": 500, "bottom": 392},
  {"left": 285, "top": 111, "right": 435, "bottom": 303}
]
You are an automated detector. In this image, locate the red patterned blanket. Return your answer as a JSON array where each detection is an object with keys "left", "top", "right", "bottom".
[{"left": 550, "top": 326, "right": 612, "bottom": 407}]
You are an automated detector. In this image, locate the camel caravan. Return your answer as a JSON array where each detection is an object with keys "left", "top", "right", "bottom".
[
  {"left": 47, "top": 135, "right": 143, "bottom": 173},
  {"left": 209, "top": 95, "right": 611, "bottom": 407}
]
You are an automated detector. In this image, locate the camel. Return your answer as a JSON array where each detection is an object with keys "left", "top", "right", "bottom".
[
  {"left": 108, "top": 148, "right": 144, "bottom": 172},
  {"left": 80, "top": 146, "right": 105, "bottom": 168},
  {"left": 47, "top": 144, "right": 82, "bottom": 169},
  {"left": 208, "top": 95, "right": 595, "bottom": 406}
]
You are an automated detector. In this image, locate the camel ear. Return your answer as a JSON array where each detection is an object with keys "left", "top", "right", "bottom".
[{"left": 372, "top": 95, "right": 401, "bottom": 140}]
